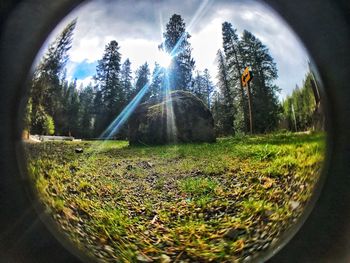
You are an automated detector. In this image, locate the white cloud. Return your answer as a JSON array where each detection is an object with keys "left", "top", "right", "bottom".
[
  {"left": 191, "top": 17, "right": 222, "bottom": 77},
  {"left": 119, "top": 38, "right": 162, "bottom": 71},
  {"left": 44, "top": 0, "right": 310, "bottom": 99},
  {"left": 69, "top": 36, "right": 102, "bottom": 63}
]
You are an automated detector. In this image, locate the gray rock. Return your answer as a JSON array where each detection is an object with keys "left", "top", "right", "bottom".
[{"left": 129, "top": 90, "right": 216, "bottom": 145}]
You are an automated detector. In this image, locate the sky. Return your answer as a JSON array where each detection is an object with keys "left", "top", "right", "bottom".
[{"left": 42, "top": 0, "right": 311, "bottom": 100}]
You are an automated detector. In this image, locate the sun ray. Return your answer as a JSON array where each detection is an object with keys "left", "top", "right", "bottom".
[
  {"left": 88, "top": 0, "right": 214, "bottom": 152},
  {"left": 164, "top": 71, "right": 177, "bottom": 143}
]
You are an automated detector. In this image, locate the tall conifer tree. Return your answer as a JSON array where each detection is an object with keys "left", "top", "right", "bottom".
[
  {"left": 240, "top": 30, "right": 280, "bottom": 132},
  {"left": 149, "top": 62, "right": 166, "bottom": 102},
  {"left": 216, "top": 49, "right": 235, "bottom": 135},
  {"left": 94, "top": 40, "right": 123, "bottom": 135},
  {"left": 203, "top": 69, "right": 214, "bottom": 108},
  {"left": 79, "top": 84, "right": 95, "bottom": 138},
  {"left": 221, "top": 22, "right": 248, "bottom": 133},
  {"left": 30, "top": 19, "right": 77, "bottom": 135},
  {"left": 160, "top": 14, "right": 195, "bottom": 91},
  {"left": 120, "top": 58, "right": 133, "bottom": 101},
  {"left": 134, "top": 62, "right": 151, "bottom": 101}
]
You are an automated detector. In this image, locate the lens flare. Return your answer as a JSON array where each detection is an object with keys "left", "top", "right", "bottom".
[{"left": 158, "top": 51, "right": 172, "bottom": 68}]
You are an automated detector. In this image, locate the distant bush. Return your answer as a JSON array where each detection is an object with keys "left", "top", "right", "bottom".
[
  {"left": 43, "top": 115, "right": 55, "bottom": 135},
  {"left": 282, "top": 72, "right": 316, "bottom": 131},
  {"left": 32, "top": 105, "right": 55, "bottom": 135}
]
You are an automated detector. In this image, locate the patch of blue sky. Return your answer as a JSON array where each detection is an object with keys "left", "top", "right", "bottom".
[{"left": 70, "top": 60, "right": 97, "bottom": 80}]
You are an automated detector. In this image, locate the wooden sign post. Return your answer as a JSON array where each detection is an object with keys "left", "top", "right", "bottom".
[{"left": 241, "top": 67, "right": 254, "bottom": 134}]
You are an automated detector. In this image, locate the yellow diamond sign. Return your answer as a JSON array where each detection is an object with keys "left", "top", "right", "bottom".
[{"left": 241, "top": 67, "right": 253, "bottom": 87}]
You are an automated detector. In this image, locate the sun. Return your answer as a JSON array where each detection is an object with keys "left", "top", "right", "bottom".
[{"left": 157, "top": 51, "right": 172, "bottom": 68}]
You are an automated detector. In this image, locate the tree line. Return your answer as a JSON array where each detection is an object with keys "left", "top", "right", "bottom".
[
  {"left": 23, "top": 14, "right": 319, "bottom": 139},
  {"left": 281, "top": 72, "right": 321, "bottom": 132}
]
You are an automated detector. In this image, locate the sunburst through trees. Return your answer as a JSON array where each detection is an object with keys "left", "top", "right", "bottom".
[{"left": 23, "top": 2, "right": 325, "bottom": 262}]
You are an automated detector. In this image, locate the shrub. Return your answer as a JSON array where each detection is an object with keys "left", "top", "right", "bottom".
[
  {"left": 43, "top": 114, "right": 55, "bottom": 135},
  {"left": 32, "top": 105, "right": 55, "bottom": 135}
]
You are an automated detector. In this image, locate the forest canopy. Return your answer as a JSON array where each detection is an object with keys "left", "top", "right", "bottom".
[{"left": 24, "top": 14, "right": 319, "bottom": 139}]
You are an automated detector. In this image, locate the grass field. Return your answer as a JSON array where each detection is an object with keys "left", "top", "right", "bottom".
[{"left": 24, "top": 132, "right": 325, "bottom": 262}]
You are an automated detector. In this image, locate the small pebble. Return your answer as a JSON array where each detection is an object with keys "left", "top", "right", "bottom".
[
  {"left": 243, "top": 255, "right": 252, "bottom": 262},
  {"left": 223, "top": 228, "right": 246, "bottom": 240},
  {"left": 75, "top": 148, "right": 83, "bottom": 153},
  {"left": 262, "top": 243, "right": 270, "bottom": 250},
  {"left": 271, "top": 238, "right": 279, "bottom": 247},
  {"left": 289, "top": 200, "right": 300, "bottom": 210},
  {"left": 159, "top": 254, "right": 171, "bottom": 263},
  {"left": 103, "top": 245, "right": 114, "bottom": 255}
]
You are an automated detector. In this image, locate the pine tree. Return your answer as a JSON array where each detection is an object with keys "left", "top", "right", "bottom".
[
  {"left": 191, "top": 69, "right": 214, "bottom": 107},
  {"left": 94, "top": 40, "right": 123, "bottom": 134},
  {"left": 202, "top": 69, "right": 214, "bottom": 108},
  {"left": 211, "top": 90, "right": 226, "bottom": 136},
  {"left": 120, "top": 58, "right": 133, "bottom": 101},
  {"left": 302, "top": 74, "right": 316, "bottom": 128},
  {"left": 216, "top": 49, "right": 235, "bottom": 135},
  {"left": 160, "top": 14, "right": 195, "bottom": 91},
  {"left": 65, "top": 79, "right": 81, "bottom": 137},
  {"left": 240, "top": 30, "right": 280, "bottom": 132},
  {"left": 192, "top": 70, "right": 206, "bottom": 101},
  {"left": 79, "top": 84, "right": 95, "bottom": 138},
  {"left": 149, "top": 62, "right": 166, "bottom": 102},
  {"left": 221, "top": 22, "right": 248, "bottom": 133},
  {"left": 31, "top": 19, "right": 77, "bottom": 135},
  {"left": 134, "top": 62, "right": 151, "bottom": 101},
  {"left": 92, "top": 88, "right": 104, "bottom": 136},
  {"left": 282, "top": 73, "right": 316, "bottom": 131}
]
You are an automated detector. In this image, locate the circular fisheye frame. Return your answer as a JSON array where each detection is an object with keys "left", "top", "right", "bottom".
[
  {"left": 22, "top": 0, "right": 326, "bottom": 261},
  {"left": 0, "top": 0, "right": 349, "bottom": 263}
]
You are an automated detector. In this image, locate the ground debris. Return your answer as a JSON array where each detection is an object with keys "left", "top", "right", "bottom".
[
  {"left": 289, "top": 200, "right": 300, "bottom": 210},
  {"left": 223, "top": 228, "right": 246, "bottom": 240},
  {"left": 137, "top": 252, "right": 153, "bottom": 262},
  {"left": 138, "top": 161, "right": 154, "bottom": 169},
  {"left": 24, "top": 133, "right": 324, "bottom": 263}
]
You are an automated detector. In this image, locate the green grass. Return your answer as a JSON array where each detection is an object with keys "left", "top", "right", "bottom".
[
  {"left": 179, "top": 177, "right": 218, "bottom": 197},
  {"left": 24, "top": 132, "right": 325, "bottom": 262}
]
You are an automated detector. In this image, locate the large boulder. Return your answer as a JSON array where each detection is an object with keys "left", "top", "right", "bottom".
[{"left": 129, "top": 90, "right": 216, "bottom": 145}]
